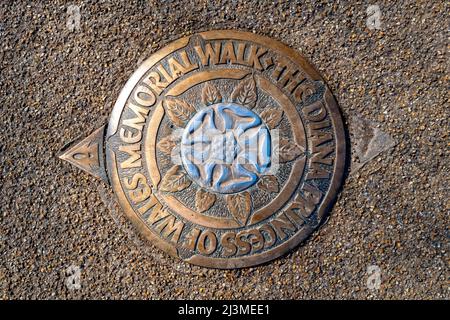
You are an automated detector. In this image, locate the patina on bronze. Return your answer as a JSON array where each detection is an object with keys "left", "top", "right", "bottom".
[{"left": 59, "top": 30, "right": 346, "bottom": 269}]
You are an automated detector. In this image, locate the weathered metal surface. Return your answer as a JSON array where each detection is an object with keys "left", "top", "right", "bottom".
[
  {"left": 59, "top": 125, "right": 107, "bottom": 183},
  {"left": 61, "top": 30, "right": 346, "bottom": 268}
]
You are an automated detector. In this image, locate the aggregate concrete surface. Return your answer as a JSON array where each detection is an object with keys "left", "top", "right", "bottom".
[{"left": 0, "top": 0, "right": 448, "bottom": 299}]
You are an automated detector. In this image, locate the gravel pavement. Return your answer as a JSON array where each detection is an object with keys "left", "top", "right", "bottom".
[{"left": 0, "top": 0, "right": 448, "bottom": 299}]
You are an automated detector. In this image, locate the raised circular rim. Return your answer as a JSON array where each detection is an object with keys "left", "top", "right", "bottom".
[{"left": 105, "top": 30, "right": 346, "bottom": 269}]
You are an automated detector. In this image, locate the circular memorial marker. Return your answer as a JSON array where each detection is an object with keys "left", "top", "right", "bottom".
[{"left": 60, "top": 30, "right": 346, "bottom": 268}]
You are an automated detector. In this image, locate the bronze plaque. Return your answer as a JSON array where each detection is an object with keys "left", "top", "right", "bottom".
[{"left": 60, "top": 30, "right": 346, "bottom": 268}]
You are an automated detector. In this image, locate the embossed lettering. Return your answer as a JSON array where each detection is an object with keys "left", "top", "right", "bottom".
[{"left": 119, "top": 143, "right": 141, "bottom": 169}]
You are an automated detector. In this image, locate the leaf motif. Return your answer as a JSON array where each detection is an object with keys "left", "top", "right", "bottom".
[
  {"left": 160, "top": 165, "right": 191, "bottom": 192},
  {"left": 201, "top": 82, "right": 222, "bottom": 106},
  {"left": 226, "top": 192, "right": 252, "bottom": 226},
  {"left": 164, "top": 98, "right": 196, "bottom": 127},
  {"left": 157, "top": 135, "right": 178, "bottom": 155},
  {"left": 276, "top": 138, "right": 304, "bottom": 162},
  {"left": 260, "top": 108, "right": 283, "bottom": 129},
  {"left": 195, "top": 189, "right": 216, "bottom": 213},
  {"left": 231, "top": 76, "right": 257, "bottom": 109},
  {"left": 257, "top": 175, "right": 279, "bottom": 193}
]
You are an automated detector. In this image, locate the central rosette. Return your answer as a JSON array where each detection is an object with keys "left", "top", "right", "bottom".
[{"left": 181, "top": 103, "right": 271, "bottom": 193}]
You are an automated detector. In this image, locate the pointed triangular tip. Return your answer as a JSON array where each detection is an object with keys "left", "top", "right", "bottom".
[{"left": 59, "top": 125, "right": 109, "bottom": 183}]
